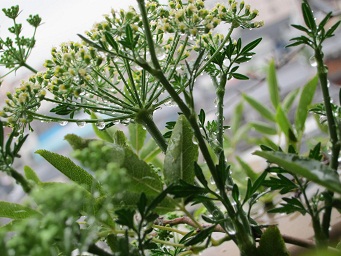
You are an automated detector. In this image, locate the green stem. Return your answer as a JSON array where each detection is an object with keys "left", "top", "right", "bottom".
[
  {"left": 21, "top": 62, "right": 38, "bottom": 74},
  {"left": 314, "top": 46, "right": 340, "bottom": 243},
  {"left": 136, "top": 109, "right": 167, "bottom": 153},
  {"left": 136, "top": 0, "right": 217, "bottom": 178}
]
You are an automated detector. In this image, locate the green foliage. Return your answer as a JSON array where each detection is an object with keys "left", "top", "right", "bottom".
[
  {"left": 254, "top": 150, "right": 341, "bottom": 194},
  {"left": 164, "top": 115, "right": 198, "bottom": 185},
  {"left": 0, "top": 0, "right": 340, "bottom": 255},
  {"left": 257, "top": 226, "right": 289, "bottom": 256}
]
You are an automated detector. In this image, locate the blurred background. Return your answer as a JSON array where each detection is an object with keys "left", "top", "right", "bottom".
[{"left": 1, "top": 0, "right": 341, "bottom": 255}]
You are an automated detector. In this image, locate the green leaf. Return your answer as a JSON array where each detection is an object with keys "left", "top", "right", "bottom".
[
  {"left": 253, "top": 151, "right": 341, "bottom": 193},
  {"left": 302, "top": 1, "right": 316, "bottom": 31},
  {"left": 291, "top": 24, "right": 310, "bottom": 34},
  {"left": 325, "top": 20, "right": 341, "bottom": 38},
  {"left": 268, "top": 197, "right": 307, "bottom": 215},
  {"left": 276, "top": 105, "right": 297, "bottom": 142},
  {"left": 0, "top": 119, "right": 4, "bottom": 149},
  {"left": 64, "top": 133, "right": 92, "bottom": 150},
  {"left": 90, "top": 112, "right": 114, "bottom": 143},
  {"left": 249, "top": 121, "right": 277, "bottom": 135},
  {"left": 267, "top": 60, "right": 280, "bottom": 109},
  {"left": 24, "top": 165, "right": 41, "bottom": 184},
  {"left": 282, "top": 88, "right": 299, "bottom": 112},
  {"left": 184, "top": 225, "right": 216, "bottom": 246},
  {"left": 164, "top": 115, "right": 198, "bottom": 185},
  {"left": 295, "top": 75, "right": 318, "bottom": 135},
  {"left": 240, "top": 38, "right": 262, "bottom": 54},
  {"left": 128, "top": 123, "right": 147, "bottom": 153},
  {"left": 257, "top": 226, "right": 289, "bottom": 256},
  {"left": 104, "top": 31, "right": 118, "bottom": 52},
  {"left": 263, "top": 174, "right": 298, "bottom": 194},
  {"left": 0, "top": 201, "right": 40, "bottom": 219},
  {"left": 232, "top": 73, "right": 249, "bottom": 80},
  {"left": 122, "top": 147, "right": 163, "bottom": 195},
  {"left": 236, "top": 156, "right": 258, "bottom": 182},
  {"left": 243, "top": 94, "right": 275, "bottom": 122},
  {"left": 231, "top": 102, "right": 244, "bottom": 135},
  {"left": 35, "top": 149, "right": 102, "bottom": 194},
  {"left": 194, "top": 162, "right": 208, "bottom": 188}
]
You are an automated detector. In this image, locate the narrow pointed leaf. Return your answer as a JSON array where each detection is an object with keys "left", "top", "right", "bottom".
[
  {"left": 276, "top": 105, "right": 297, "bottom": 142},
  {"left": 236, "top": 156, "right": 258, "bottom": 182},
  {"left": 243, "top": 94, "right": 275, "bottom": 122},
  {"left": 0, "top": 120, "right": 4, "bottom": 149},
  {"left": 291, "top": 24, "right": 310, "bottom": 33},
  {"left": 295, "top": 75, "right": 318, "bottom": 135},
  {"left": 282, "top": 88, "right": 299, "bottom": 111},
  {"left": 36, "top": 149, "right": 102, "bottom": 193},
  {"left": 241, "top": 38, "right": 262, "bottom": 54},
  {"left": 325, "top": 20, "right": 341, "bottom": 38},
  {"left": 24, "top": 165, "right": 41, "bottom": 184},
  {"left": 184, "top": 225, "right": 216, "bottom": 246},
  {"left": 302, "top": 2, "right": 316, "bottom": 31},
  {"left": 253, "top": 151, "right": 341, "bottom": 194},
  {"left": 91, "top": 112, "right": 114, "bottom": 143},
  {"left": 0, "top": 201, "right": 40, "bottom": 219},
  {"left": 164, "top": 115, "right": 198, "bottom": 185},
  {"left": 249, "top": 122, "right": 277, "bottom": 135},
  {"left": 267, "top": 60, "right": 280, "bottom": 109}
]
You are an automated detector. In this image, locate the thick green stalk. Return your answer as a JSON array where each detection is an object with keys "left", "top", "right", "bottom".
[
  {"left": 136, "top": 1, "right": 258, "bottom": 255},
  {"left": 21, "top": 62, "right": 38, "bottom": 73},
  {"left": 136, "top": 0, "right": 218, "bottom": 181},
  {"left": 135, "top": 109, "right": 167, "bottom": 153},
  {"left": 314, "top": 47, "right": 340, "bottom": 241}
]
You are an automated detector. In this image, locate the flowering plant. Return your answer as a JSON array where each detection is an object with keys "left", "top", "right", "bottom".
[{"left": 0, "top": 1, "right": 340, "bottom": 255}]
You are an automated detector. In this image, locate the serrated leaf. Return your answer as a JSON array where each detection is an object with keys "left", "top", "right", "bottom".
[
  {"left": 276, "top": 105, "right": 297, "bottom": 142},
  {"left": 253, "top": 151, "right": 341, "bottom": 193},
  {"left": 243, "top": 94, "right": 275, "bottom": 122},
  {"left": 164, "top": 115, "right": 198, "bottom": 185},
  {"left": 123, "top": 147, "right": 163, "bottom": 195},
  {"left": 295, "top": 75, "right": 318, "bottom": 136},
  {"left": 267, "top": 60, "right": 280, "bottom": 109},
  {"left": 0, "top": 201, "right": 40, "bottom": 219},
  {"left": 24, "top": 165, "right": 41, "bottom": 184},
  {"left": 36, "top": 149, "right": 102, "bottom": 194},
  {"left": 64, "top": 133, "right": 92, "bottom": 150},
  {"left": 257, "top": 226, "right": 289, "bottom": 256},
  {"left": 249, "top": 121, "right": 277, "bottom": 135},
  {"left": 128, "top": 123, "right": 147, "bottom": 153}
]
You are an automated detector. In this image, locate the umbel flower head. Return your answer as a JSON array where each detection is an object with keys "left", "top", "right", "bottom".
[
  {"left": 1, "top": 0, "right": 263, "bottom": 133},
  {"left": 0, "top": 74, "right": 46, "bottom": 132}
]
